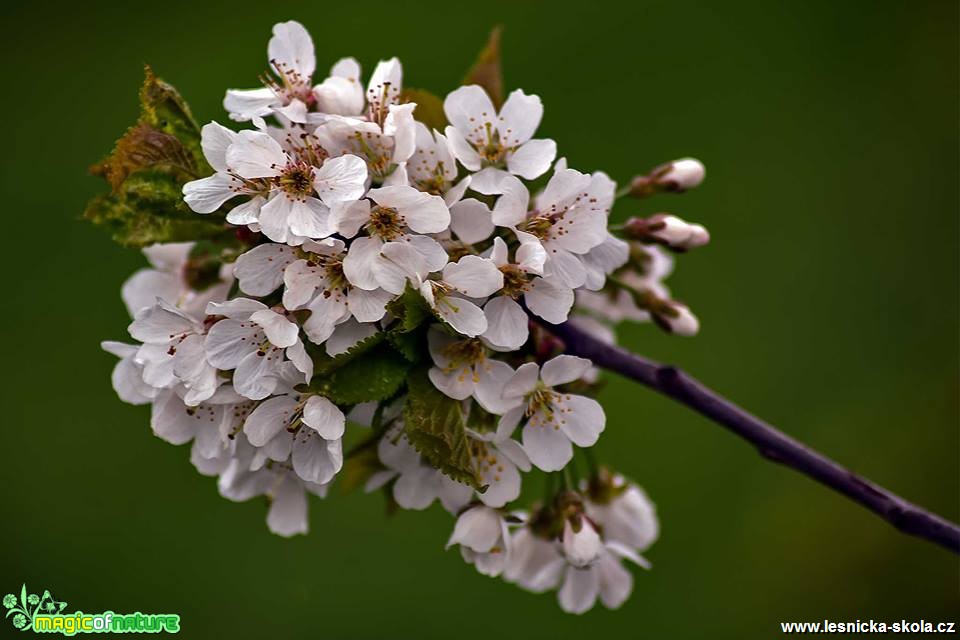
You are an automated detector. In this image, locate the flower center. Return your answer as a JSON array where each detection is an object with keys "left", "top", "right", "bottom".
[
  {"left": 441, "top": 338, "right": 485, "bottom": 372},
  {"left": 476, "top": 123, "right": 508, "bottom": 165},
  {"left": 499, "top": 265, "right": 531, "bottom": 298},
  {"left": 518, "top": 214, "right": 554, "bottom": 240},
  {"left": 279, "top": 163, "right": 314, "bottom": 196},
  {"left": 366, "top": 205, "right": 405, "bottom": 240},
  {"left": 263, "top": 58, "right": 315, "bottom": 106}
]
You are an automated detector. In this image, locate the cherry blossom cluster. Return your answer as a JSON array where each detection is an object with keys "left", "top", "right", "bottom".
[{"left": 101, "top": 20, "right": 709, "bottom": 614}]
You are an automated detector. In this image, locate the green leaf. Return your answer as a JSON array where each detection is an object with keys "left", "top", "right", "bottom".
[
  {"left": 85, "top": 67, "right": 222, "bottom": 247},
  {"left": 403, "top": 367, "right": 483, "bottom": 490},
  {"left": 138, "top": 65, "right": 204, "bottom": 164},
  {"left": 385, "top": 285, "right": 434, "bottom": 333},
  {"left": 400, "top": 87, "right": 448, "bottom": 131},
  {"left": 386, "top": 328, "right": 425, "bottom": 363},
  {"left": 463, "top": 26, "right": 504, "bottom": 108},
  {"left": 465, "top": 401, "right": 499, "bottom": 434},
  {"left": 315, "top": 342, "right": 412, "bottom": 405},
  {"left": 83, "top": 174, "right": 226, "bottom": 248},
  {"left": 308, "top": 331, "right": 387, "bottom": 376}
]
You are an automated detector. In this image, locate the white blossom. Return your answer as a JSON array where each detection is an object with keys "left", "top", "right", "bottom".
[
  {"left": 496, "top": 356, "right": 605, "bottom": 472},
  {"left": 444, "top": 85, "right": 556, "bottom": 180}
]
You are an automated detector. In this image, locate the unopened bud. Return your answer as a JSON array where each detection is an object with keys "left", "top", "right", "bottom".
[
  {"left": 623, "top": 214, "right": 710, "bottom": 251},
  {"left": 658, "top": 158, "right": 705, "bottom": 192},
  {"left": 629, "top": 157, "right": 706, "bottom": 197},
  {"left": 652, "top": 300, "right": 699, "bottom": 337}
]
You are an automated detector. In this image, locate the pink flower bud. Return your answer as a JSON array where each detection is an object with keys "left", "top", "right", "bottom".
[
  {"left": 658, "top": 158, "right": 706, "bottom": 191},
  {"left": 656, "top": 301, "right": 699, "bottom": 337}
]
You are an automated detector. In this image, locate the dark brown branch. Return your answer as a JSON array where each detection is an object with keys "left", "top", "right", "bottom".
[{"left": 537, "top": 316, "right": 960, "bottom": 554}]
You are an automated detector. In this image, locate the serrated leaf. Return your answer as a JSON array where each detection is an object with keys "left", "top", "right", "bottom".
[
  {"left": 400, "top": 87, "right": 448, "bottom": 131},
  {"left": 463, "top": 26, "right": 504, "bottom": 108},
  {"left": 138, "top": 66, "right": 204, "bottom": 164},
  {"left": 385, "top": 285, "right": 434, "bottom": 333},
  {"left": 91, "top": 123, "right": 198, "bottom": 191},
  {"left": 465, "top": 401, "right": 499, "bottom": 434},
  {"left": 308, "top": 331, "right": 387, "bottom": 376},
  {"left": 85, "top": 67, "right": 220, "bottom": 248},
  {"left": 403, "top": 367, "right": 483, "bottom": 490},
  {"left": 317, "top": 342, "right": 411, "bottom": 405},
  {"left": 386, "top": 329, "right": 425, "bottom": 363}
]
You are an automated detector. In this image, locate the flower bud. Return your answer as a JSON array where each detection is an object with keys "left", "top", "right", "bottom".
[
  {"left": 623, "top": 214, "right": 710, "bottom": 251},
  {"left": 561, "top": 516, "right": 603, "bottom": 567},
  {"left": 653, "top": 300, "right": 699, "bottom": 337},
  {"left": 657, "top": 158, "right": 705, "bottom": 192},
  {"left": 629, "top": 158, "right": 706, "bottom": 197}
]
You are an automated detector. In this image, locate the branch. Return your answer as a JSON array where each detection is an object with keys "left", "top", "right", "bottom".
[{"left": 537, "top": 316, "right": 960, "bottom": 554}]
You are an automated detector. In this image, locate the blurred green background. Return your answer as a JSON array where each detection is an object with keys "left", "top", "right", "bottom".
[{"left": 2, "top": 0, "right": 957, "bottom": 637}]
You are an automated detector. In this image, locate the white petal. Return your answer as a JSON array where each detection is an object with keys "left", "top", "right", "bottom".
[
  {"left": 347, "top": 287, "right": 392, "bottom": 323},
  {"left": 150, "top": 391, "right": 198, "bottom": 445},
  {"left": 199, "top": 121, "right": 237, "bottom": 171},
  {"left": 481, "top": 297, "right": 528, "bottom": 351},
  {"left": 393, "top": 466, "right": 440, "bottom": 510},
  {"left": 183, "top": 174, "right": 237, "bottom": 214},
  {"left": 342, "top": 236, "right": 382, "bottom": 290},
  {"left": 314, "top": 75, "right": 365, "bottom": 116},
  {"left": 225, "top": 196, "right": 264, "bottom": 226},
  {"left": 444, "top": 85, "right": 495, "bottom": 145},
  {"left": 128, "top": 300, "right": 197, "bottom": 343},
  {"left": 522, "top": 422, "right": 573, "bottom": 472},
  {"left": 268, "top": 20, "right": 315, "bottom": 80},
  {"left": 244, "top": 395, "right": 297, "bottom": 446},
  {"left": 223, "top": 88, "right": 276, "bottom": 121},
  {"left": 545, "top": 249, "right": 587, "bottom": 288},
  {"left": 503, "top": 362, "right": 540, "bottom": 399},
  {"left": 203, "top": 319, "right": 256, "bottom": 368},
  {"left": 250, "top": 309, "right": 299, "bottom": 348},
  {"left": 597, "top": 552, "right": 634, "bottom": 610},
  {"left": 498, "top": 89, "right": 543, "bottom": 146},
  {"left": 368, "top": 185, "right": 449, "bottom": 234},
  {"left": 225, "top": 130, "right": 286, "bottom": 179},
  {"left": 303, "top": 295, "right": 350, "bottom": 344},
  {"left": 507, "top": 139, "right": 556, "bottom": 180},
  {"left": 121, "top": 270, "right": 180, "bottom": 317},
  {"left": 558, "top": 395, "right": 605, "bottom": 447},
  {"left": 282, "top": 259, "right": 323, "bottom": 310},
  {"left": 302, "top": 395, "right": 346, "bottom": 440},
  {"left": 206, "top": 297, "right": 267, "bottom": 319},
  {"left": 443, "top": 125, "right": 481, "bottom": 171},
  {"left": 449, "top": 198, "right": 495, "bottom": 244},
  {"left": 558, "top": 567, "right": 600, "bottom": 615},
  {"left": 292, "top": 430, "right": 343, "bottom": 484},
  {"left": 434, "top": 294, "right": 487, "bottom": 337},
  {"left": 524, "top": 277, "right": 574, "bottom": 324},
  {"left": 477, "top": 452, "right": 521, "bottom": 508},
  {"left": 313, "top": 154, "right": 368, "bottom": 205},
  {"left": 266, "top": 474, "right": 309, "bottom": 537},
  {"left": 446, "top": 506, "right": 501, "bottom": 552},
  {"left": 233, "top": 349, "right": 283, "bottom": 400},
  {"left": 428, "top": 366, "right": 474, "bottom": 400},
  {"left": 474, "top": 359, "right": 520, "bottom": 415},
  {"left": 541, "top": 355, "right": 593, "bottom": 387},
  {"left": 234, "top": 244, "right": 295, "bottom": 296},
  {"left": 442, "top": 255, "right": 503, "bottom": 298},
  {"left": 332, "top": 199, "right": 371, "bottom": 238}
]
